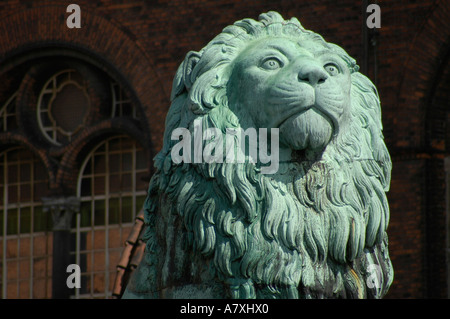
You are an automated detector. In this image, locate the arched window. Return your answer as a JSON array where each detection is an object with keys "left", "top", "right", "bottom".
[
  {"left": 0, "top": 53, "right": 150, "bottom": 299},
  {"left": 72, "top": 135, "right": 148, "bottom": 298},
  {"left": 0, "top": 147, "right": 51, "bottom": 298},
  {"left": 111, "top": 82, "right": 137, "bottom": 119}
]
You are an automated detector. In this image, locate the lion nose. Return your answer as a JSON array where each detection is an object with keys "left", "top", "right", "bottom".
[{"left": 298, "top": 64, "right": 328, "bottom": 86}]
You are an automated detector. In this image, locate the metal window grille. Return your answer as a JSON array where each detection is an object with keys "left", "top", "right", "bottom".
[
  {"left": 0, "top": 147, "right": 52, "bottom": 299},
  {"left": 37, "top": 69, "right": 90, "bottom": 146},
  {"left": 111, "top": 82, "right": 136, "bottom": 119},
  {"left": 72, "top": 136, "right": 147, "bottom": 299}
]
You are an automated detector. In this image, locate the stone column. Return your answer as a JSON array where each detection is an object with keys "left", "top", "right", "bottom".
[{"left": 42, "top": 196, "right": 80, "bottom": 299}]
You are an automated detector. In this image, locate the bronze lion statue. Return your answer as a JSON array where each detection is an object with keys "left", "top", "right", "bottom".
[{"left": 123, "top": 11, "right": 393, "bottom": 299}]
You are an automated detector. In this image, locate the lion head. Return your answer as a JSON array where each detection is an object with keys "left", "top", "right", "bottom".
[{"left": 124, "top": 11, "right": 393, "bottom": 299}]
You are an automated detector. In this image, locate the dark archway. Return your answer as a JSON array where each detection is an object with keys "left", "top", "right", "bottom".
[{"left": 393, "top": 0, "right": 450, "bottom": 298}]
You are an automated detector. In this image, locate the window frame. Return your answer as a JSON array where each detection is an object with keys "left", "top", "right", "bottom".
[{"left": 72, "top": 135, "right": 148, "bottom": 299}]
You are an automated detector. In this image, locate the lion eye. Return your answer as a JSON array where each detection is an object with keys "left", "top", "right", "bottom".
[
  {"left": 261, "top": 58, "right": 283, "bottom": 70},
  {"left": 324, "top": 63, "right": 340, "bottom": 76}
]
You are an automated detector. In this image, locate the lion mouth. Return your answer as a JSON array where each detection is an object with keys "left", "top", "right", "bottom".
[
  {"left": 278, "top": 103, "right": 339, "bottom": 138},
  {"left": 275, "top": 105, "right": 314, "bottom": 129}
]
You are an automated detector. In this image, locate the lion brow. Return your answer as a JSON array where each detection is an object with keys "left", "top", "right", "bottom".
[
  {"left": 313, "top": 49, "right": 340, "bottom": 58},
  {"left": 261, "top": 43, "right": 290, "bottom": 57},
  {"left": 264, "top": 43, "right": 310, "bottom": 59}
]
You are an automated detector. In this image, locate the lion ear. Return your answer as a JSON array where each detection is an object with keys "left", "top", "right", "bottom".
[
  {"left": 183, "top": 51, "right": 201, "bottom": 90},
  {"left": 171, "top": 51, "right": 201, "bottom": 100}
]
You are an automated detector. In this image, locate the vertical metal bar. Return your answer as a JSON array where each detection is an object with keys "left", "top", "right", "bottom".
[
  {"left": 16, "top": 159, "right": 20, "bottom": 298},
  {"left": 46, "top": 231, "right": 50, "bottom": 298},
  {"left": 75, "top": 209, "right": 80, "bottom": 299},
  {"left": 30, "top": 158, "right": 34, "bottom": 299},
  {"left": 104, "top": 139, "right": 110, "bottom": 298},
  {"left": 2, "top": 153, "right": 8, "bottom": 298},
  {"left": 90, "top": 198, "right": 94, "bottom": 297},
  {"left": 132, "top": 140, "right": 137, "bottom": 221},
  {"left": 445, "top": 157, "right": 450, "bottom": 298}
]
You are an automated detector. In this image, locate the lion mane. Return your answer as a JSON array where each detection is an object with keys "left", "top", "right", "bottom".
[{"left": 126, "top": 11, "right": 393, "bottom": 299}]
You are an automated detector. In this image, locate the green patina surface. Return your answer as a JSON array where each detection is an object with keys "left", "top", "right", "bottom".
[{"left": 123, "top": 11, "right": 393, "bottom": 299}]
